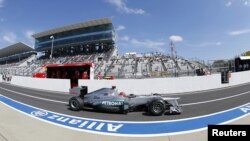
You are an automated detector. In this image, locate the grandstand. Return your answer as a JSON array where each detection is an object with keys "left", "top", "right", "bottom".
[
  {"left": 0, "top": 18, "right": 208, "bottom": 79},
  {"left": 0, "top": 42, "right": 35, "bottom": 65},
  {"left": 32, "top": 18, "right": 116, "bottom": 58},
  {"left": 98, "top": 53, "right": 200, "bottom": 79},
  {"left": 0, "top": 42, "right": 36, "bottom": 75},
  {"left": 234, "top": 51, "right": 250, "bottom": 72}
]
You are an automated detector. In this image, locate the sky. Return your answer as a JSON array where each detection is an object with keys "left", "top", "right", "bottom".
[{"left": 0, "top": 0, "right": 250, "bottom": 61}]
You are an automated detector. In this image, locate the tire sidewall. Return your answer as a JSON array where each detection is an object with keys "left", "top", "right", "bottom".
[
  {"left": 69, "top": 97, "right": 84, "bottom": 111},
  {"left": 149, "top": 99, "right": 166, "bottom": 116}
]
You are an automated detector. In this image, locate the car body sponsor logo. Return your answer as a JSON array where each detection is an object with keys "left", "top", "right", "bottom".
[{"left": 101, "top": 101, "right": 123, "bottom": 106}]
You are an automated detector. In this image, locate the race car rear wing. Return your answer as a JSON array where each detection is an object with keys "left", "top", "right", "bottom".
[{"left": 69, "top": 86, "right": 88, "bottom": 98}]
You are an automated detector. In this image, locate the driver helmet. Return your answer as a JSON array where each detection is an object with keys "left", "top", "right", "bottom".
[{"left": 119, "top": 92, "right": 126, "bottom": 97}]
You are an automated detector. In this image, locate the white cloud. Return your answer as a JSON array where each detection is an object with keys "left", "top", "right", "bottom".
[
  {"left": 25, "top": 30, "right": 34, "bottom": 40},
  {"left": 169, "top": 35, "right": 183, "bottom": 43},
  {"left": 2, "top": 32, "right": 17, "bottom": 43},
  {"left": 200, "top": 42, "right": 222, "bottom": 47},
  {"left": 0, "top": 0, "right": 4, "bottom": 8},
  {"left": 105, "top": 0, "right": 145, "bottom": 15},
  {"left": 119, "top": 35, "right": 166, "bottom": 52},
  {"left": 216, "top": 42, "right": 222, "bottom": 46},
  {"left": 0, "top": 18, "right": 5, "bottom": 22},
  {"left": 131, "top": 38, "right": 165, "bottom": 47},
  {"left": 225, "top": 0, "right": 250, "bottom": 7},
  {"left": 131, "top": 39, "right": 166, "bottom": 52},
  {"left": 187, "top": 42, "right": 222, "bottom": 47},
  {"left": 120, "top": 35, "right": 130, "bottom": 41},
  {"left": 116, "top": 25, "right": 125, "bottom": 31},
  {"left": 244, "top": 0, "right": 250, "bottom": 6},
  {"left": 229, "top": 0, "right": 250, "bottom": 7},
  {"left": 229, "top": 29, "right": 250, "bottom": 35},
  {"left": 226, "top": 1, "right": 232, "bottom": 7},
  {"left": 24, "top": 30, "right": 35, "bottom": 47}
]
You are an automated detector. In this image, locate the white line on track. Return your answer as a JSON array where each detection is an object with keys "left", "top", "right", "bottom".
[
  {"left": 162, "top": 82, "right": 250, "bottom": 96},
  {"left": 182, "top": 90, "right": 250, "bottom": 106},
  {"left": 0, "top": 86, "right": 67, "bottom": 104},
  {"left": 0, "top": 82, "right": 68, "bottom": 94}
]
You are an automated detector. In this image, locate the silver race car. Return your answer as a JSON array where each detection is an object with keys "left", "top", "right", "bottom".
[{"left": 69, "top": 86, "right": 182, "bottom": 116}]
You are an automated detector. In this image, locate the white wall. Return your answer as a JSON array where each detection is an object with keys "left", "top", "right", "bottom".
[
  {"left": 78, "top": 71, "right": 250, "bottom": 94},
  {"left": 3, "top": 71, "right": 250, "bottom": 95},
  {"left": 11, "top": 76, "right": 70, "bottom": 93},
  {"left": 79, "top": 74, "right": 223, "bottom": 94},
  {"left": 229, "top": 71, "right": 250, "bottom": 85}
]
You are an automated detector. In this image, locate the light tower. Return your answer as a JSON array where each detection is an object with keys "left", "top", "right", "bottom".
[
  {"left": 170, "top": 40, "right": 177, "bottom": 59},
  {"left": 50, "top": 35, "right": 54, "bottom": 59},
  {"left": 170, "top": 40, "right": 178, "bottom": 77}
]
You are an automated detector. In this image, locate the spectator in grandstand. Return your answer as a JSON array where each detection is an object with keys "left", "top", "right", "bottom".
[{"left": 82, "top": 71, "right": 89, "bottom": 79}]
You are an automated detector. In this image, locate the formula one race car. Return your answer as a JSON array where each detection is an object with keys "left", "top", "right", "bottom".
[{"left": 69, "top": 86, "right": 182, "bottom": 116}]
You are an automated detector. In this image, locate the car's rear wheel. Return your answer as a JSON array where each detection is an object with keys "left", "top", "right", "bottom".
[
  {"left": 69, "top": 97, "right": 84, "bottom": 111},
  {"left": 149, "top": 99, "right": 166, "bottom": 116}
]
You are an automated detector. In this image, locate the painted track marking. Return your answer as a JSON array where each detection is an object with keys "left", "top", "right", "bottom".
[
  {"left": 182, "top": 90, "right": 250, "bottom": 106},
  {"left": 0, "top": 86, "right": 67, "bottom": 104}
]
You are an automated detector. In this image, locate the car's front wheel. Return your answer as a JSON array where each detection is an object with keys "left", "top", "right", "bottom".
[
  {"left": 69, "top": 97, "right": 84, "bottom": 111},
  {"left": 148, "top": 99, "right": 166, "bottom": 116}
]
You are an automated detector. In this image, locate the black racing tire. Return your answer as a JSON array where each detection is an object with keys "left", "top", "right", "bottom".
[
  {"left": 148, "top": 99, "right": 166, "bottom": 116},
  {"left": 69, "top": 97, "right": 84, "bottom": 111}
]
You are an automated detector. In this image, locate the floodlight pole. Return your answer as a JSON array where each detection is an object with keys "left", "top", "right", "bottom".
[
  {"left": 170, "top": 41, "right": 175, "bottom": 59},
  {"left": 170, "top": 40, "right": 178, "bottom": 77},
  {"left": 50, "top": 35, "right": 54, "bottom": 59}
]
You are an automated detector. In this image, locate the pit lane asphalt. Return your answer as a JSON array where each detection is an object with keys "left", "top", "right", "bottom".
[{"left": 1, "top": 82, "right": 250, "bottom": 121}]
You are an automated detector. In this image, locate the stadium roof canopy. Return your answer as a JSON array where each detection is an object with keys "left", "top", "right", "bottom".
[
  {"left": 240, "top": 56, "right": 250, "bottom": 60},
  {"left": 32, "top": 18, "right": 112, "bottom": 39},
  {"left": 0, "top": 42, "right": 34, "bottom": 58}
]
